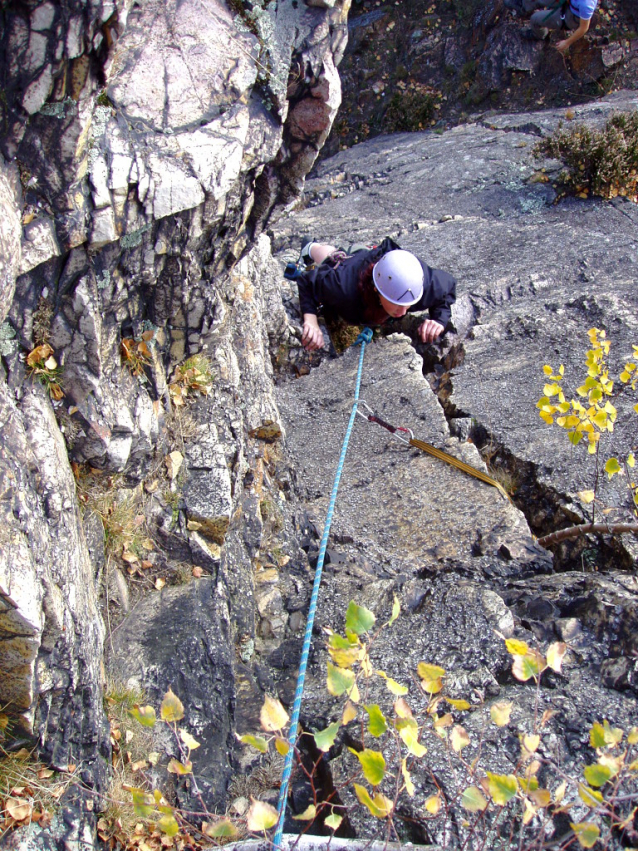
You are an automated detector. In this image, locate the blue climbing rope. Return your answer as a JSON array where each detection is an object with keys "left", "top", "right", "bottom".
[{"left": 273, "top": 327, "right": 373, "bottom": 848}]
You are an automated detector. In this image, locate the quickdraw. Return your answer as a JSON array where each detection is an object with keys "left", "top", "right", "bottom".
[{"left": 356, "top": 401, "right": 511, "bottom": 502}]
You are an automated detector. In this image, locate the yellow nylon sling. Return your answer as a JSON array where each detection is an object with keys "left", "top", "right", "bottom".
[{"left": 357, "top": 403, "right": 511, "bottom": 502}]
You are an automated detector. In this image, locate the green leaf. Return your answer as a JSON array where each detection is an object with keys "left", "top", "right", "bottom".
[
  {"left": 461, "top": 786, "right": 488, "bottom": 812},
  {"left": 487, "top": 773, "right": 518, "bottom": 806},
  {"left": 314, "top": 721, "right": 340, "bottom": 753},
  {"left": 512, "top": 651, "right": 545, "bottom": 682},
  {"left": 158, "top": 813, "right": 179, "bottom": 836},
  {"left": 345, "top": 601, "right": 376, "bottom": 635},
  {"left": 208, "top": 819, "right": 238, "bottom": 838},
  {"left": 353, "top": 784, "right": 392, "bottom": 818},
  {"left": 604, "top": 457, "right": 621, "bottom": 478},
  {"left": 388, "top": 595, "right": 400, "bottom": 626},
  {"left": 570, "top": 822, "right": 600, "bottom": 848},
  {"left": 365, "top": 705, "right": 388, "bottom": 737},
  {"left": 246, "top": 800, "right": 278, "bottom": 831},
  {"left": 160, "top": 688, "right": 185, "bottom": 722},
  {"left": 583, "top": 763, "right": 611, "bottom": 787},
  {"left": 350, "top": 748, "right": 386, "bottom": 786},
  {"left": 517, "top": 776, "right": 539, "bottom": 794},
  {"left": 275, "top": 736, "right": 290, "bottom": 756},
  {"left": 325, "top": 813, "right": 343, "bottom": 831},
  {"left": 327, "top": 663, "right": 355, "bottom": 697},
  {"left": 130, "top": 787, "right": 155, "bottom": 818},
  {"left": 129, "top": 705, "right": 157, "bottom": 728},
  {"left": 239, "top": 734, "right": 268, "bottom": 753}
]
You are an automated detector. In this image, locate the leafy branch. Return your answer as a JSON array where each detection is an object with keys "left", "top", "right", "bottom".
[
  {"left": 536, "top": 328, "right": 638, "bottom": 546},
  {"left": 240, "top": 600, "right": 638, "bottom": 850}
]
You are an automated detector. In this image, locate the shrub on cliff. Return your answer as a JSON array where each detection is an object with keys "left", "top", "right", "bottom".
[{"left": 535, "top": 111, "right": 638, "bottom": 202}]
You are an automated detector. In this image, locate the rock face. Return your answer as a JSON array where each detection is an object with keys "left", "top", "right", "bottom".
[
  {"left": 269, "top": 90, "right": 638, "bottom": 840},
  {"left": 0, "top": 0, "right": 348, "bottom": 845},
  {"left": 1, "top": 0, "right": 637, "bottom": 844},
  {"left": 275, "top": 90, "right": 638, "bottom": 560}
]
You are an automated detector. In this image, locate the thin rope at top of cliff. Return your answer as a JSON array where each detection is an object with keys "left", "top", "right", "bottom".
[{"left": 273, "top": 327, "right": 374, "bottom": 849}]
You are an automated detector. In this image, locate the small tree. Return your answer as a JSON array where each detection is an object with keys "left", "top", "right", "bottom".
[{"left": 536, "top": 328, "right": 638, "bottom": 547}]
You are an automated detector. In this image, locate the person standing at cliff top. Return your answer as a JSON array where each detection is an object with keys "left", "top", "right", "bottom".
[
  {"left": 504, "top": 0, "right": 599, "bottom": 51},
  {"left": 295, "top": 238, "right": 456, "bottom": 352}
]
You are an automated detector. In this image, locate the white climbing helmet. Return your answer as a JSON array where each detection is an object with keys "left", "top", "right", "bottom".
[{"left": 372, "top": 250, "right": 424, "bottom": 306}]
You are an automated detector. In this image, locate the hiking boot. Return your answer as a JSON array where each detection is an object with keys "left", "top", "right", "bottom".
[{"left": 521, "top": 24, "right": 546, "bottom": 39}]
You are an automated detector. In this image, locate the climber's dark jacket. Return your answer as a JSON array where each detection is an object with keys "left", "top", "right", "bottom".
[{"left": 296, "top": 237, "right": 457, "bottom": 328}]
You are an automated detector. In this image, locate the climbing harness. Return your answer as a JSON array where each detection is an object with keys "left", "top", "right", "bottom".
[
  {"left": 356, "top": 401, "right": 511, "bottom": 502},
  {"left": 273, "top": 326, "right": 373, "bottom": 849},
  {"left": 541, "top": 0, "right": 569, "bottom": 23},
  {"left": 274, "top": 327, "right": 507, "bottom": 846}
]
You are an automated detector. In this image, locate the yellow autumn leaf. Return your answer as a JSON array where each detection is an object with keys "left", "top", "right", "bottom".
[
  {"left": 376, "top": 670, "right": 409, "bottom": 696},
  {"left": 167, "top": 757, "right": 192, "bottom": 775},
  {"left": 461, "top": 786, "right": 488, "bottom": 812},
  {"left": 424, "top": 794, "right": 441, "bottom": 815},
  {"left": 490, "top": 702, "right": 513, "bottom": 727},
  {"left": 546, "top": 642, "right": 567, "bottom": 673},
  {"left": 325, "top": 813, "right": 343, "bottom": 831},
  {"left": 505, "top": 639, "right": 529, "bottom": 656},
  {"left": 260, "top": 695, "right": 289, "bottom": 732},
  {"left": 450, "top": 725, "right": 471, "bottom": 753},
  {"left": 160, "top": 688, "right": 185, "bottom": 722},
  {"left": 401, "top": 758, "right": 415, "bottom": 797},
  {"left": 353, "top": 784, "right": 393, "bottom": 818},
  {"left": 179, "top": 728, "right": 200, "bottom": 750},
  {"left": 446, "top": 698, "right": 471, "bottom": 710},
  {"left": 521, "top": 734, "right": 540, "bottom": 756},
  {"left": 246, "top": 799, "right": 278, "bottom": 831},
  {"left": 342, "top": 701, "right": 358, "bottom": 725},
  {"left": 570, "top": 821, "right": 600, "bottom": 848},
  {"left": 394, "top": 697, "right": 413, "bottom": 718},
  {"left": 522, "top": 799, "right": 536, "bottom": 825},
  {"left": 275, "top": 737, "right": 290, "bottom": 756},
  {"left": 292, "top": 804, "right": 317, "bottom": 821}
]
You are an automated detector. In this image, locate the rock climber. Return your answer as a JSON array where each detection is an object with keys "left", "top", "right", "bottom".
[
  {"left": 504, "top": 0, "right": 599, "bottom": 51},
  {"left": 294, "top": 238, "right": 456, "bottom": 352}
]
